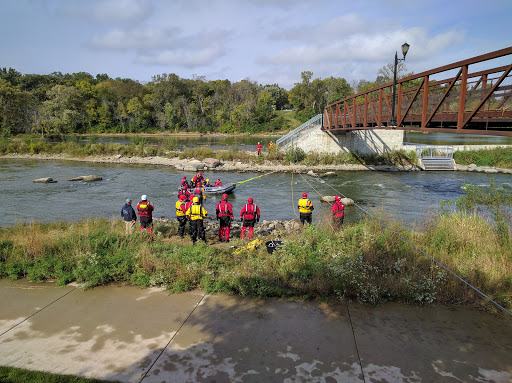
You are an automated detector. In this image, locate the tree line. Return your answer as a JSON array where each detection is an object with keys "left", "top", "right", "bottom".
[{"left": 0, "top": 64, "right": 412, "bottom": 137}]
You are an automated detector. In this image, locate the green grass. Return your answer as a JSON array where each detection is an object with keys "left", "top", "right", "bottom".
[
  {"left": 0, "top": 366, "right": 120, "bottom": 383},
  {"left": 453, "top": 146, "right": 512, "bottom": 168},
  {"left": 0, "top": 210, "right": 510, "bottom": 311}
]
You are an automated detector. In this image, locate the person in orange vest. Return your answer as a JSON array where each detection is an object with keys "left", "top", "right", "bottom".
[
  {"left": 298, "top": 192, "right": 314, "bottom": 225},
  {"left": 216, "top": 193, "right": 233, "bottom": 242},
  {"left": 185, "top": 196, "right": 208, "bottom": 245},
  {"left": 240, "top": 197, "right": 260, "bottom": 240},
  {"left": 256, "top": 142, "right": 263, "bottom": 157},
  {"left": 331, "top": 196, "right": 345, "bottom": 228},
  {"left": 214, "top": 178, "right": 223, "bottom": 187},
  {"left": 175, "top": 194, "right": 188, "bottom": 238},
  {"left": 137, "top": 195, "right": 155, "bottom": 239}
]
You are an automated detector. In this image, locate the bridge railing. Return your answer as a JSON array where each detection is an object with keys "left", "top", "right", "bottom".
[
  {"left": 415, "top": 145, "right": 454, "bottom": 160},
  {"left": 276, "top": 114, "right": 322, "bottom": 148},
  {"left": 323, "top": 46, "right": 512, "bottom": 136}
]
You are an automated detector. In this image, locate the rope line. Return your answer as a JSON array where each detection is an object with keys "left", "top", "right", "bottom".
[
  {"left": 236, "top": 170, "right": 278, "bottom": 185},
  {"left": 300, "top": 172, "right": 512, "bottom": 319}
]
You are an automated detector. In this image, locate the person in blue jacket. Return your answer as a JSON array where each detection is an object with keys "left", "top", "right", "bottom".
[{"left": 121, "top": 198, "right": 137, "bottom": 234}]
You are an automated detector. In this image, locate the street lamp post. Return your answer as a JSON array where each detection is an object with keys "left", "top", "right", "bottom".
[{"left": 390, "top": 42, "right": 410, "bottom": 127}]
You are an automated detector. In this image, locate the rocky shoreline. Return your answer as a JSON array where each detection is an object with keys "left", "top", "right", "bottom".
[{"left": 2, "top": 153, "right": 512, "bottom": 174}]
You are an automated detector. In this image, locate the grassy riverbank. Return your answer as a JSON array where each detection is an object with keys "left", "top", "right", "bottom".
[
  {"left": 0, "top": 135, "right": 419, "bottom": 167},
  {"left": 453, "top": 146, "right": 512, "bottom": 168},
  {"left": 1, "top": 211, "right": 510, "bottom": 312}
]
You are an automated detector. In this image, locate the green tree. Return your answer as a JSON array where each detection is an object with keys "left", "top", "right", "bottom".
[
  {"left": 0, "top": 79, "right": 36, "bottom": 135},
  {"left": 41, "top": 85, "right": 85, "bottom": 135}
]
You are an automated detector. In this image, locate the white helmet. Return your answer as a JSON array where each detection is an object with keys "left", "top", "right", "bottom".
[{"left": 141, "top": 194, "right": 147, "bottom": 201}]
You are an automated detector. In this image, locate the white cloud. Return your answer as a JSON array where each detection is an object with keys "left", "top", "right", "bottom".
[
  {"left": 89, "top": 27, "right": 182, "bottom": 50},
  {"left": 92, "top": 0, "right": 153, "bottom": 23},
  {"left": 136, "top": 47, "right": 225, "bottom": 67}
]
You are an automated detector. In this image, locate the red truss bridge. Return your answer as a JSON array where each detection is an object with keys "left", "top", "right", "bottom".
[{"left": 323, "top": 47, "right": 512, "bottom": 136}]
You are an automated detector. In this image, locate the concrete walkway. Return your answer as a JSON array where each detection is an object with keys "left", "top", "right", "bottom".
[{"left": 0, "top": 280, "right": 511, "bottom": 383}]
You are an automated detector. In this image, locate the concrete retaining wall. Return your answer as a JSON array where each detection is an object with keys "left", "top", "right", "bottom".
[{"left": 288, "top": 127, "right": 405, "bottom": 155}]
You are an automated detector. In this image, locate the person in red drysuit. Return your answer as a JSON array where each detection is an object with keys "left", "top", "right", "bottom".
[
  {"left": 137, "top": 195, "right": 154, "bottom": 239},
  {"left": 216, "top": 193, "right": 233, "bottom": 242},
  {"left": 331, "top": 196, "right": 345, "bottom": 228},
  {"left": 240, "top": 197, "right": 260, "bottom": 240},
  {"left": 256, "top": 142, "right": 263, "bottom": 156}
]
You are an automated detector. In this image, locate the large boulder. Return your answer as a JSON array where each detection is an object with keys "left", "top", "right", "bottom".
[
  {"left": 183, "top": 160, "right": 205, "bottom": 172},
  {"left": 67, "top": 175, "right": 103, "bottom": 182},
  {"left": 33, "top": 177, "right": 57, "bottom": 183},
  {"left": 318, "top": 171, "right": 337, "bottom": 178},
  {"left": 321, "top": 196, "right": 354, "bottom": 206},
  {"left": 204, "top": 158, "right": 221, "bottom": 169}
]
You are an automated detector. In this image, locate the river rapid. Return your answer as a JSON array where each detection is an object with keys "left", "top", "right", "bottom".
[{"left": 1, "top": 158, "right": 511, "bottom": 228}]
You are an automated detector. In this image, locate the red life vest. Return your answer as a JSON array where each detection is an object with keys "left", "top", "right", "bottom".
[
  {"left": 332, "top": 202, "right": 345, "bottom": 218},
  {"left": 217, "top": 201, "right": 232, "bottom": 217},
  {"left": 137, "top": 201, "right": 153, "bottom": 218},
  {"left": 242, "top": 204, "right": 256, "bottom": 219}
]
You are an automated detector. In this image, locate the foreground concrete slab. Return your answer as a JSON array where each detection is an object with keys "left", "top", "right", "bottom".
[
  {"left": 350, "top": 303, "right": 512, "bottom": 383},
  {"left": 0, "top": 280, "right": 75, "bottom": 335},
  {"left": 0, "top": 283, "right": 205, "bottom": 383},
  {"left": 142, "top": 294, "right": 363, "bottom": 383}
]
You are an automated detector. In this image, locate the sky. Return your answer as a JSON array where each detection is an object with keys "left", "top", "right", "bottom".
[{"left": 2, "top": 0, "right": 512, "bottom": 89}]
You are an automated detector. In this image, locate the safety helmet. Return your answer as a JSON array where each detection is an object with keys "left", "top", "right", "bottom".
[
  {"left": 179, "top": 194, "right": 187, "bottom": 200},
  {"left": 302, "top": 193, "right": 307, "bottom": 198},
  {"left": 248, "top": 197, "right": 253, "bottom": 203},
  {"left": 183, "top": 176, "right": 186, "bottom": 180},
  {"left": 206, "top": 179, "right": 209, "bottom": 182},
  {"left": 335, "top": 196, "right": 341, "bottom": 202},
  {"left": 198, "top": 172, "right": 202, "bottom": 176},
  {"left": 193, "top": 197, "right": 199, "bottom": 203},
  {"left": 222, "top": 193, "right": 228, "bottom": 200},
  {"left": 141, "top": 194, "right": 147, "bottom": 201},
  {"left": 217, "top": 178, "right": 220, "bottom": 181}
]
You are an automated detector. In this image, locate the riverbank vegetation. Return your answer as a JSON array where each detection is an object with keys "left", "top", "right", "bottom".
[
  {"left": 1, "top": 195, "right": 510, "bottom": 312},
  {"left": 453, "top": 146, "right": 512, "bottom": 168},
  {"left": 0, "top": 135, "right": 418, "bottom": 167}
]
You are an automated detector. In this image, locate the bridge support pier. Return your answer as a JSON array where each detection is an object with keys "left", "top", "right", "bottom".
[{"left": 288, "top": 127, "right": 404, "bottom": 155}]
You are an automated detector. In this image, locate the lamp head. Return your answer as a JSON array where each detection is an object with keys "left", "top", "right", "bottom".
[{"left": 401, "top": 42, "right": 410, "bottom": 59}]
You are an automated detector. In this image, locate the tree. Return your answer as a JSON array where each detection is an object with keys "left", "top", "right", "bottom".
[
  {"left": 0, "top": 79, "right": 36, "bottom": 135},
  {"left": 41, "top": 85, "right": 85, "bottom": 135}
]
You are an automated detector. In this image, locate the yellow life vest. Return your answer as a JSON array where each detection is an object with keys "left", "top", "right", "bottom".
[
  {"left": 186, "top": 204, "right": 207, "bottom": 220},
  {"left": 298, "top": 198, "right": 314, "bottom": 213},
  {"left": 175, "top": 200, "right": 186, "bottom": 217}
]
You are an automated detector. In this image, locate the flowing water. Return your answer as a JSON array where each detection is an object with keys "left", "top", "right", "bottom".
[{"left": 1, "top": 158, "right": 511, "bottom": 228}]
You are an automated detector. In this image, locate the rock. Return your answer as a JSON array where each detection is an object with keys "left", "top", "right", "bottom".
[
  {"left": 307, "top": 170, "right": 318, "bottom": 177},
  {"left": 467, "top": 164, "right": 477, "bottom": 172},
  {"left": 321, "top": 196, "right": 336, "bottom": 203},
  {"left": 82, "top": 175, "right": 103, "bottom": 182},
  {"left": 318, "top": 171, "right": 337, "bottom": 178},
  {"left": 67, "top": 176, "right": 85, "bottom": 181},
  {"left": 115, "top": 154, "right": 123, "bottom": 160},
  {"left": 455, "top": 164, "right": 468, "bottom": 171},
  {"left": 33, "top": 177, "right": 57, "bottom": 183},
  {"left": 204, "top": 158, "right": 221, "bottom": 168},
  {"left": 321, "top": 196, "right": 354, "bottom": 206},
  {"left": 483, "top": 168, "right": 498, "bottom": 174}
]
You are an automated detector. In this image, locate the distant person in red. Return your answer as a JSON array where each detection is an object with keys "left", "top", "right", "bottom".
[
  {"left": 240, "top": 197, "right": 260, "bottom": 240},
  {"left": 256, "top": 142, "right": 263, "bottom": 156},
  {"left": 137, "top": 195, "right": 154, "bottom": 239},
  {"left": 216, "top": 193, "right": 233, "bottom": 242},
  {"left": 331, "top": 196, "right": 345, "bottom": 228},
  {"left": 214, "top": 178, "right": 223, "bottom": 187}
]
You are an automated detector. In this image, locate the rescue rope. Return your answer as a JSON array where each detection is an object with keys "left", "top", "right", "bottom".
[
  {"left": 307, "top": 174, "right": 512, "bottom": 320},
  {"left": 236, "top": 170, "right": 279, "bottom": 185}
]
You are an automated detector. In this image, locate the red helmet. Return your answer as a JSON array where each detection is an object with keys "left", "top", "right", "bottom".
[
  {"left": 302, "top": 193, "right": 307, "bottom": 198},
  {"left": 248, "top": 197, "right": 253, "bottom": 204},
  {"left": 179, "top": 194, "right": 187, "bottom": 200},
  {"left": 335, "top": 196, "right": 341, "bottom": 202},
  {"left": 182, "top": 176, "right": 186, "bottom": 180},
  {"left": 222, "top": 194, "right": 228, "bottom": 200},
  {"left": 198, "top": 172, "right": 202, "bottom": 176},
  {"left": 217, "top": 178, "right": 220, "bottom": 181}
]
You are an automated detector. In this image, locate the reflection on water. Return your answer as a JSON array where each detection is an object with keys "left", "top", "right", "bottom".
[{"left": 1, "top": 159, "right": 511, "bottom": 227}]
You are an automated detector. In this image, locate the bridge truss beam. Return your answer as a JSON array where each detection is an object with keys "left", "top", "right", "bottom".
[{"left": 323, "top": 46, "right": 512, "bottom": 136}]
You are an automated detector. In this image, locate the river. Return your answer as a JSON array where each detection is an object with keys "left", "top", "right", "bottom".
[{"left": 1, "top": 158, "right": 511, "bottom": 228}]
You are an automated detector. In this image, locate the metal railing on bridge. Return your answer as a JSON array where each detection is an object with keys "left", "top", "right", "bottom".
[
  {"left": 276, "top": 114, "right": 322, "bottom": 148},
  {"left": 323, "top": 46, "right": 512, "bottom": 136},
  {"left": 416, "top": 145, "right": 455, "bottom": 171}
]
